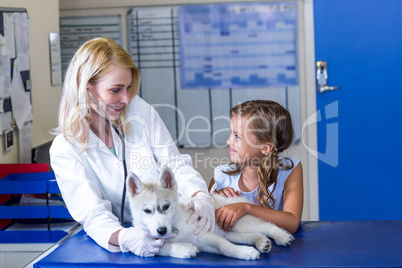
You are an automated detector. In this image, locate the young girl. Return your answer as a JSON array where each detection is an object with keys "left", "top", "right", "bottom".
[{"left": 209, "top": 100, "right": 303, "bottom": 233}]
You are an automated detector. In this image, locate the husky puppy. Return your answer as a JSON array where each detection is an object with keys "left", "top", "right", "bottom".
[{"left": 126, "top": 167, "right": 294, "bottom": 260}]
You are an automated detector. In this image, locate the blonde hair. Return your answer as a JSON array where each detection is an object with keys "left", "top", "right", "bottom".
[
  {"left": 54, "top": 37, "right": 141, "bottom": 150},
  {"left": 225, "top": 100, "right": 294, "bottom": 208}
]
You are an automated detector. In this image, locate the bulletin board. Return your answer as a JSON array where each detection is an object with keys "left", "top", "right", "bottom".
[
  {"left": 127, "top": 2, "right": 300, "bottom": 147},
  {"left": 0, "top": 7, "right": 32, "bottom": 159}
]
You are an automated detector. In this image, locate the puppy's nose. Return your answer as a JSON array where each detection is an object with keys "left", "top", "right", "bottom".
[{"left": 157, "top": 227, "right": 167, "bottom": 235}]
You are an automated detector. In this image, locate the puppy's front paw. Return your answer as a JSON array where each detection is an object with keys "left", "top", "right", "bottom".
[
  {"left": 171, "top": 243, "right": 199, "bottom": 258},
  {"left": 237, "top": 246, "right": 260, "bottom": 260},
  {"left": 256, "top": 237, "right": 271, "bottom": 253},
  {"left": 273, "top": 230, "right": 295, "bottom": 246}
]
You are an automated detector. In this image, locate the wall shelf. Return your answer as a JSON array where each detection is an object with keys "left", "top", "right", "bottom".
[{"left": 0, "top": 172, "right": 78, "bottom": 243}]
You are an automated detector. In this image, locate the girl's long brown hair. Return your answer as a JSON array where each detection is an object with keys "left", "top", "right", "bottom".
[{"left": 224, "top": 100, "right": 294, "bottom": 208}]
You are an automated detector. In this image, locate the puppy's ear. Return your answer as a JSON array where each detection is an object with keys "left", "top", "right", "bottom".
[
  {"left": 158, "top": 167, "right": 177, "bottom": 190},
  {"left": 127, "top": 172, "right": 145, "bottom": 197}
]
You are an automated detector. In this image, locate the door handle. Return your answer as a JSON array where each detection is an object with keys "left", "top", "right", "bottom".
[
  {"left": 318, "top": 85, "right": 339, "bottom": 93},
  {"left": 316, "top": 61, "right": 339, "bottom": 93}
]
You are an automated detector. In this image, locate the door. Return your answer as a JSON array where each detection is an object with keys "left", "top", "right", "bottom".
[{"left": 314, "top": 0, "right": 402, "bottom": 220}]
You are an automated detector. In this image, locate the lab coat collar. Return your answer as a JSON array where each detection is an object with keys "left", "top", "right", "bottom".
[{"left": 88, "top": 128, "right": 123, "bottom": 160}]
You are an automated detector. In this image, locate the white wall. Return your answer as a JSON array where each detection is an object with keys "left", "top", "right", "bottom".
[
  {"left": 0, "top": 0, "right": 61, "bottom": 163},
  {"left": 60, "top": 0, "right": 319, "bottom": 221}
]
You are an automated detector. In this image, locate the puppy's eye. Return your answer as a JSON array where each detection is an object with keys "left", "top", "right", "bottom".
[
  {"left": 144, "top": 209, "right": 152, "bottom": 214},
  {"left": 162, "top": 204, "right": 170, "bottom": 211}
]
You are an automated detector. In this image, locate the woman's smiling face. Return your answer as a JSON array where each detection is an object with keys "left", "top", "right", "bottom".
[{"left": 88, "top": 66, "right": 132, "bottom": 121}]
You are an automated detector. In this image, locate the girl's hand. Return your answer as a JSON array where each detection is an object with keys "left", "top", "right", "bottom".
[
  {"left": 217, "top": 187, "right": 241, "bottom": 198},
  {"left": 215, "top": 203, "right": 250, "bottom": 231}
]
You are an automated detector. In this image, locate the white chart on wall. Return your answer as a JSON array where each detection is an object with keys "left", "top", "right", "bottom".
[{"left": 60, "top": 15, "right": 122, "bottom": 78}]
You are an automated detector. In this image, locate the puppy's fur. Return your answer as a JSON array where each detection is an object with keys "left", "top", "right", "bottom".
[{"left": 126, "top": 168, "right": 294, "bottom": 260}]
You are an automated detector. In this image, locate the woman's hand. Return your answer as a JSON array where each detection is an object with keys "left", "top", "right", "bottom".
[
  {"left": 118, "top": 227, "right": 164, "bottom": 256},
  {"left": 215, "top": 202, "right": 250, "bottom": 232},
  {"left": 187, "top": 191, "right": 215, "bottom": 236}
]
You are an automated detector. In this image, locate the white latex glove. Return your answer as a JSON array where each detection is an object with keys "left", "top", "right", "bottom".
[
  {"left": 118, "top": 226, "right": 164, "bottom": 257},
  {"left": 187, "top": 191, "right": 215, "bottom": 236}
]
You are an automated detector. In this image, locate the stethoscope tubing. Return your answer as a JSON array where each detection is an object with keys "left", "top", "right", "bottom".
[{"left": 88, "top": 90, "right": 127, "bottom": 226}]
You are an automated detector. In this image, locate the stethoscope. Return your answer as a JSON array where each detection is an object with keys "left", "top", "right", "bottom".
[{"left": 88, "top": 90, "right": 127, "bottom": 227}]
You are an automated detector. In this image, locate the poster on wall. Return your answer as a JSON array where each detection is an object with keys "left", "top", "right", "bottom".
[{"left": 178, "top": 2, "right": 298, "bottom": 89}]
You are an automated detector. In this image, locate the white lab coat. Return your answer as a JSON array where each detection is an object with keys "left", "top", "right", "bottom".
[{"left": 50, "top": 96, "right": 207, "bottom": 252}]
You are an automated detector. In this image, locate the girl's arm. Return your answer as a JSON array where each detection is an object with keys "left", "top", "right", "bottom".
[{"left": 216, "top": 162, "right": 303, "bottom": 233}]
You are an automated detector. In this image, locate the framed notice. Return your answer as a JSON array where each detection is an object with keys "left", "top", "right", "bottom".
[
  {"left": 49, "top": 32, "right": 62, "bottom": 86},
  {"left": 5, "top": 129, "right": 14, "bottom": 151}
]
